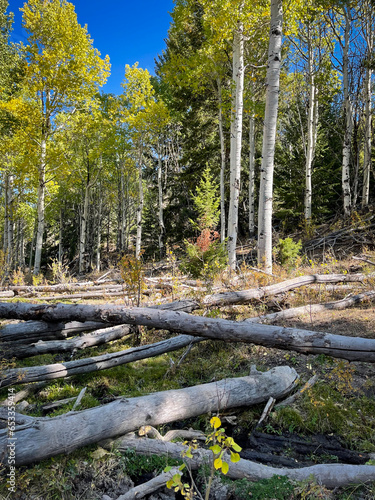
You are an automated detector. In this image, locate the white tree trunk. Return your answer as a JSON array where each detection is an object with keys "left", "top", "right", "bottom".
[
  {"left": 227, "top": 15, "right": 245, "bottom": 270},
  {"left": 135, "top": 145, "right": 144, "bottom": 260},
  {"left": 362, "top": 66, "right": 372, "bottom": 207},
  {"left": 58, "top": 208, "right": 63, "bottom": 264},
  {"left": 304, "top": 26, "right": 317, "bottom": 222},
  {"left": 79, "top": 179, "right": 90, "bottom": 274},
  {"left": 361, "top": 0, "right": 373, "bottom": 207},
  {"left": 33, "top": 137, "right": 46, "bottom": 275},
  {"left": 4, "top": 172, "right": 14, "bottom": 267},
  {"left": 218, "top": 78, "right": 226, "bottom": 243},
  {"left": 157, "top": 143, "right": 165, "bottom": 258},
  {"left": 96, "top": 190, "right": 102, "bottom": 272},
  {"left": 258, "top": 0, "right": 283, "bottom": 273},
  {"left": 341, "top": 7, "right": 353, "bottom": 215},
  {"left": 249, "top": 114, "right": 256, "bottom": 237}
]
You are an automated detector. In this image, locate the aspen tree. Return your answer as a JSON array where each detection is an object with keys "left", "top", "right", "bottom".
[{"left": 2, "top": 0, "right": 109, "bottom": 274}]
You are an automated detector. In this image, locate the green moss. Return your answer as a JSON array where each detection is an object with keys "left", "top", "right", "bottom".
[
  {"left": 226, "top": 475, "right": 295, "bottom": 499},
  {"left": 273, "top": 382, "right": 375, "bottom": 451}
]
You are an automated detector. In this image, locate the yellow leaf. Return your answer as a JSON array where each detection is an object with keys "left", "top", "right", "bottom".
[
  {"left": 210, "top": 416, "right": 221, "bottom": 429},
  {"left": 221, "top": 461, "right": 229, "bottom": 474}
]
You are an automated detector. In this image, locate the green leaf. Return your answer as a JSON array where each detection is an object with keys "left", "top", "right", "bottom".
[
  {"left": 164, "top": 466, "right": 173, "bottom": 472},
  {"left": 210, "top": 444, "right": 221, "bottom": 454}
]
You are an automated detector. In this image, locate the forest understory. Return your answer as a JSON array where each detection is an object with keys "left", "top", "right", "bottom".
[{"left": 1, "top": 225, "right": 375, "bottom": 500}]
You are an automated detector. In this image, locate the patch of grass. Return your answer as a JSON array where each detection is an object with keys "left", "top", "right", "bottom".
[
  {"left": 272, "top": 382, "right": 375, "bottom": 451},
  {"left": 121, "top": 448, "right": 181, "bottom": 479},
  {"left": 225, "top": 475, "right": 295, "bottom": 499}
]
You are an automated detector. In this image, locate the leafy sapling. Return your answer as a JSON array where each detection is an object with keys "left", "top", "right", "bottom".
[{"left": 165, "top": 416, "right": 242, "bottom": 499}]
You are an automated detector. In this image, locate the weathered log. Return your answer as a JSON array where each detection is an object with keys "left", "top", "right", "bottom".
[
  {"left": 199, "top": 272, "right": 369, "bottom": 307},
  {"left": 42, "top": 397, "right": 77, "bottom": 412},
  {"left": 109, "top": 437, "right": 375, "bottom": 488},
  {"left": 1, "top": 324, "right": 132, "bottom": 359},
  {"left": 1, "top": 302, "right": 375, "bottom": 363},
  {"left": 116, "top": 467, "right": 181, "bottom": 500},
  {"left": 0, "top": 334, "right": 203, "bottom": 387},
  {"left": 249, "top": 291, "right": 375, "bottom": 324},
  {"left": 0, "top": 291, "right": 14, "bottom": 298},
  {"left": 27, "top": 290, "right": 125, "bottom": 301},
  {"left": 0, "top": 319, "right": 107, "bottom": 343},
  {"left": 0, "top": 366, "right": 298, "bottom": 465}
]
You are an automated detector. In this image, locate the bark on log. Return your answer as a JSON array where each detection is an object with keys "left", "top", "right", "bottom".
[
  {"left": 0, "top": 320, "right": 107, "bottom": 343},
  {"left": 25, "top": 291, "right": 126, "bottom": 301},
  {"left": 110, "top": 437, "right": 375, "bottom": 488},
  {"left": 248, "top": 290, "right": 375, "bottom": 324},
  {"left": 1, "top": 302, "right": 374, "bottom": 363},
  {"left": 0, "top": 367, "right": 298, "bottom": 465},
  {"left": 116, "top": 467, "right": 181, "bottom": 500},
  {"left": 1, "top": 324, "right": 132, "bottom": 359},
  {"left": 0, "top": 334, "right": 202, "bottom": 387}
]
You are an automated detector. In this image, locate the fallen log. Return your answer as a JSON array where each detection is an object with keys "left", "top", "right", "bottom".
[
  {"left": 1, "top": 324, "right": 132, "bottom": 359},
  {"left": 116, "top": 466, "right": 181, "bottom": 500},
  {"left": 1, "top": 302, "right": 375, "bottom": 363},
  {"left": 0, "top": 366, "right": 298, "bottom": 465},
  {"left": 0, "top": 319, "right": 108, "bottom": 343},
  {"left": 108, "top": 437, "right": 375, "bottom": 488},
  {"left": 199, "top": 272, "right": 369, "bottom": 307},
  {"left": 248, "top": 290, "right": 375, "bottom": 324},
  {"left": 0, "top": 334, "right": 202, "bottom": 387}
]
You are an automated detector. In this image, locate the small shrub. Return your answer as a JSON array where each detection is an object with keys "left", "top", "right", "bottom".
[
  {"left": 119, "top": 253, "right": 146, "bottom": 307},
  {"left": 10, "top": 267, "right": 25, "bottom": 285},
  {"left": 275, "top": 237, "right": 302, "bottom": 267},
  {"left": 181, "top": 230, "right": 227, "bottom": 280},
  {"left": 48, "top": 259, "right": 70, "bottom": 284}
]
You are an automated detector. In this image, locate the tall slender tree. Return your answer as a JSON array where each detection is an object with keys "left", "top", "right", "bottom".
[{"left": 2, "top": 0, "right": 110, "bottom": 274}]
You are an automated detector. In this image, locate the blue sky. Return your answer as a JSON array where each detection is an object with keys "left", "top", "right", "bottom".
[{"left": 9, "top": 0, "right": 175, "bottom": 95}]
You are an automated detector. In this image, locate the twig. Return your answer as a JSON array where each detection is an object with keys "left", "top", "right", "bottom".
[
  {"left": 71, "top": 387, "right": 87, "bottom": 411},
  {"left": 256, "top": 397, "right": 276, "bottom": 427},
  {"left": 275, "top": 375, "right": 318, "bottom": 408},
  {"left": 353, "top": 255, "right": 375, "bottom": 266}
]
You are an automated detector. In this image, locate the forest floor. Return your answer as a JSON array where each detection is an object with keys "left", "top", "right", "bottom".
[{"left": 1, "top": 248, "right": 375, "bottom": 499}]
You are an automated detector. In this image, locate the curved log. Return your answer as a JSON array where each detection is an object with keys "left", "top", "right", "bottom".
[
  {"left": 1, "top": 324, "right": 131, "bottom": 359},
  {"left": 110, "top": 437, "right": 375, "bottom": 489},
  {"left": 0, "top": 334, "right": 202, "bottom": 387},
  {"left": 0, "top": 320, "right": 107, "bottom": 343},
  {"left": 0, "top": 302, "right": 374, "bottom": 363},
  {"left": 0, "top": 366, "right": 298, "bottom": 465},
  {"left": 248, "top": 290, "right": 375, "bottom": 324}
]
